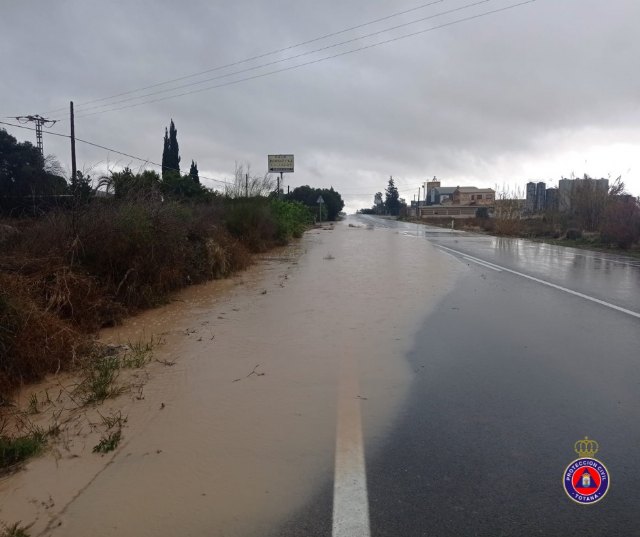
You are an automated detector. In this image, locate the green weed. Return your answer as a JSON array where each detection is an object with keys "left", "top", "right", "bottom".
[
  {"left": 0, "top": 427, "right": 46, "bottom": 470},
  {"left": 98, "top": 410, "right": 127, "bottom": 430},
  {"left": 78, "top": 356, "right": 123, "bottom": 405},
  {"left": 119, "top": 335, "right": 163, "bottom": 369},
  {"left": 93, "top": 429, "right": 122, "bottom": 454}
]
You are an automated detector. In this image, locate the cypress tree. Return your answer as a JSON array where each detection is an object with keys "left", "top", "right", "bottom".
[
  {"left": 385, "top": 176, "right": 401, "bottom": 215},
  {"left": 161, "top": 119, "right": 180, "bottom": 178},
  {"left": 161, "top": 127, "right": 169, "bottom": 178},
  {"left": 189, "top": 160, "right": 199, "bottom": 184}
]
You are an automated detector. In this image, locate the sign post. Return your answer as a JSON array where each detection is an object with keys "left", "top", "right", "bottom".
[
  {"left": 268, "top": 154, "right": 294, "bottom": 199},
  {"left": 317, "top": 195, "right": 324, "bottom": 223}
]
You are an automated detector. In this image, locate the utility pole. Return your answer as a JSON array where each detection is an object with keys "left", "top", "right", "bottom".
[
  {"left": 13, "top": 114, "right": 57, "bottom": 155},
  {"left": 70, "top": 102, "right": 77, "bottom": 182},
  {"left": 245, "top": 173, "right": 249, "bottom": 198}
]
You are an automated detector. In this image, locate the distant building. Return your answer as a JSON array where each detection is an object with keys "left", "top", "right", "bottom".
[
  {"left": 419, "top": 205, "right": 480, "bottom": 218},
  {"left": 525, "top": 181, "right": 547, "bottom": 213},
  {"left": 545, "top": 188, "right": 558, "bottom": 211},
  {"left": 430, "top": 186, "right": 456, "bottom": 205},
  {"left": 535, "top": 182, "right": 546, "bottom": 212},
  {"left": 424, "top": 178, "right": 456, "bottom": 206},
  {"left": 525, "top": 182, "right": 537, "bottom": 213},
  {"left": 558, "top": 177, "right": 609, "bottom": 212},
  {"left": 424, "top": 178, "right": 439, "bottom": 205},
  {"left": 452, "top": 186, "right": 495, "bottom": 206},
  {"left": 420, "top": 180, "right": 495, "bottom": 217},
  {"left": 558, "top": 179, "right": 573, "bottom": 212}
]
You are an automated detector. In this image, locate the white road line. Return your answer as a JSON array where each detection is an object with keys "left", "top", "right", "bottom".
[
  {"left": 437, "top": 244, "right": 640, "bottom": 320},
  {"left": 462, "top": 255, "right": 502, "bottom": 272},
  {"left": 332, "top": 353, "right": 371, "bottom": 537}
]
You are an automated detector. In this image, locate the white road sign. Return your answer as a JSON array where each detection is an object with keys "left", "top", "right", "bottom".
[{"left": 268, "top": 154, "right": 294, "bottom": 173}]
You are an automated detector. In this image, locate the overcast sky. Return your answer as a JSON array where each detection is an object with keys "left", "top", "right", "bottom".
[{"left": 1, "top": 0, "right": 639, "bottom": 211}]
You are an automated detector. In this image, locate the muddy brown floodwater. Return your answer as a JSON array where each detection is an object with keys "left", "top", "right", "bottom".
[{"left": 0, "top": 218, "right": 461, "bottom": 536}]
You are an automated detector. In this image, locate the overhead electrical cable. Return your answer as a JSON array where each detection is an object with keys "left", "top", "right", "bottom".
[
  {"left": 69, "top": 0, "right": 536, "bottom": 120},
  {"left": 64, "top": 0, "right": 494, "bottom": 118},
  {"left": 0, "top": 120, "right": 69, "bottom": 139},
  {"left": 41, "top": 0, "right": 448, "bottom": 116}
]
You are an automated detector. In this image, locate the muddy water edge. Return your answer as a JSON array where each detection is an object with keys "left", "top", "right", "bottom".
[{"left": 0, "top": 218, "right": 461, "bottom": 536}]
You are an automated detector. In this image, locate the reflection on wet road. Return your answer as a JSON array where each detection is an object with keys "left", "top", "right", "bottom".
[
  {"left": 352, "top": 214, "right": 640, "bottom": 536},
  {"left": 356, "top": 214, "right": 640, "bottom": 315}
]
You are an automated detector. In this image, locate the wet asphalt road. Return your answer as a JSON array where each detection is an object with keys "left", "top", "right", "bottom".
[
  {"left": 359, "top": 215, "right": 640, "bottom": 315},
  {"left": 277, "top": 216, "right": 640, "bottom": 537}
]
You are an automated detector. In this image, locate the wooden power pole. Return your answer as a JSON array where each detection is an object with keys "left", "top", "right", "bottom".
[{"left": 70, "top": 101, "right": 77, "bottom": 181}]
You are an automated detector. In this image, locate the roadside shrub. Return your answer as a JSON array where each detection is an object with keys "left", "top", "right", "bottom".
[
  {"left": 0, "top": 193, "right": 310, "bottom": 398},
  {"left": 520, "top": 218, "right": 556, "bottom": 238},
  {"left": 0, "top": 276, "right": 85, "bottom": 398},
  {"left": 479, "top": 217, "right": 496, "bottom": 232},
  {"left": 270, "top": 200, "right": 313, "bottom": 242},
  {"left": 566, "top": 228, "right": 583, "bottom": 240},
  {"left": 224, "top": 198, "right": 278, "bottom": 252},
  {"left": 75, "top": 200, "right": 194, "bottom": 308},
  {"left": 0, "top": 427, "right": 46, "bottom": 470},
  {"left": 494, "top": 218, "right": 522, "bottom": 236},
  {"left": 600, "top": 197, "right": 640, "bottom": 249}
]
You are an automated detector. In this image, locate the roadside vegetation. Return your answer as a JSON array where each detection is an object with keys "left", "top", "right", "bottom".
[
  {"left": 0, "top": 425, "right": 46, "bottom": 470},
  {"left": 0, "top": 522, "right": 31, "bottom": 537},
  {"left": 477, "top": 180, "right": 639, "bottom": 254},
  {"left": 0, "top": 121, "right": 337, "bottom": 471},
  {"left": 358, "top": 176, "right": 407, "bottom": 216}
]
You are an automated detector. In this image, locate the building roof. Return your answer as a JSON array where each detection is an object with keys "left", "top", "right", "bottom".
[
  {"left": 434, "top": 187, "right": 456, "bottom": 194},
  {"left": 455, "top": 186, "right": 495, "bottom": 193}
]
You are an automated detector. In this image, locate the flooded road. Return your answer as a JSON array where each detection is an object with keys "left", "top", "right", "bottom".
[
  {"left": 0, "top": 219, "right": 459, "bottom": 536},
  {"left": 3, "top": 216, "right": 639, "bottom": 536}
]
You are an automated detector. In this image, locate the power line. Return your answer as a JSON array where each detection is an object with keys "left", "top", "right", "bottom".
[
  {"left": 0, "top": 120, "right": 231, "bottom": 185},
  {"left": 64, "top": 0, "right": 491, "bottom": 118},
  {"left": 42, "top": 0, "right": 449, "bottom": 116},
  {"left": 0, "top": 120, "right": 69, "bottom": 139},
  {"left": 70, "top": 0, "right": 536, "bottom": 120}
]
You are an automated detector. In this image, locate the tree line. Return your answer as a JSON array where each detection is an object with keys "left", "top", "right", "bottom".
[
  {"left": 0, "top": 120, "right": 344, "bottom": 220},
  {"left": 358, "top": 176, "right": 407, "bottom": 216}
]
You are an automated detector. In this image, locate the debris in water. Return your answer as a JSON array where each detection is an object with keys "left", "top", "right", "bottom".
[{"left": 232, "top": 364, "right": 265, "bottom": 383}]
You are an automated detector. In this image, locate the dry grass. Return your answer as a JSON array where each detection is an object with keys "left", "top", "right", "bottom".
[
  {"left": 0, "top": 275, "right": 87, "bottom": 398},
  {"left": 0, "top": 521, "right": 32, "bottom": 537},
  {"left": 0, "top": 197, "right": 302, "bottom": 400}
]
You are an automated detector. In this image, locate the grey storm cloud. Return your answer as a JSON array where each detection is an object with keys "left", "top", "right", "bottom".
[{"left": 1, "top": 0, "right": 639, "bottom": 210}]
